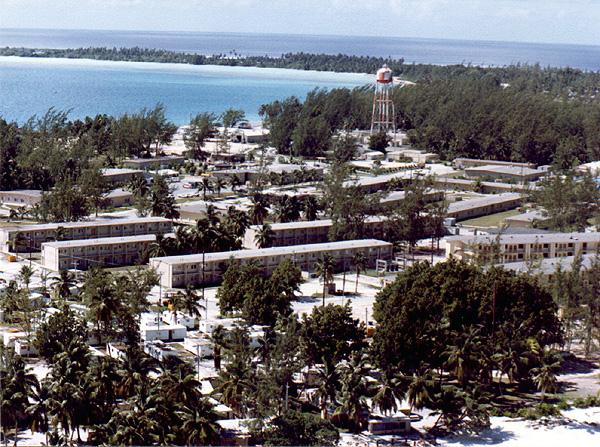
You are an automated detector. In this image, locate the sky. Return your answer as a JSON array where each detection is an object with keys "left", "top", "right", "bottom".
[{"left": 1, "top": 0, "right": 600, "bottom": 46}]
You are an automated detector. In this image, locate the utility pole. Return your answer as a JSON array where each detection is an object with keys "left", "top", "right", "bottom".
[
  {"left": 202, "top": 251, "right": 207, "bottom": 320},
  {"left": 28, "top": 234, "right": 32, "bottom": 267},
  {"left": 285, "top": 381, "right": 289, "bottom": 411},
  {"left": 196, "top": 344, "right": 201, "bottom": 381},
  {"left": 158, "top": 271, "right": 162, "bottom": 335}
]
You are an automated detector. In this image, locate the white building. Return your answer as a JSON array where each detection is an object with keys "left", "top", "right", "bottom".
[
  {"left": 0, "top": 216, "right": 173, "bottom": 253},
  {"left": 243, "top": 216, "right": 390, "bottom": 249},
  {"left": 41, "top": 234, "right": 158, "bottom": 271},
  {"left": 150, "top": 239, "right": 393, "bottom": 288},
  {"left": 184, "top": 334, "right": 214, "bottom": 358},
  {"left": 0, "top": 190, "right": 42, "bottom": 208},
  {"left": 446, "top": 193, "right": 523, "bottom": 221},
  {"left": 446, "top": 232, "right": 600, "bottom": 263},
  {"left": 140, "top": 322, "right": 187, "bottom": 342},
  {"left": 101, "top": 168, "right": 144, "bottom": 184}
]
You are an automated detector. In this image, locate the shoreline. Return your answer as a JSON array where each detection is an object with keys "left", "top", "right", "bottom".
[{"left": 0, "top": 55, "right": 374, "bottom": 83}]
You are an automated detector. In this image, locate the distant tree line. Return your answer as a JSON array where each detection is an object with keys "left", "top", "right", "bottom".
[
  {"left": 259, "top": 81, "right": 600, "bottom": 165},
  {"left": 2, "top": 46, "right": 599, "bottom": 99}
]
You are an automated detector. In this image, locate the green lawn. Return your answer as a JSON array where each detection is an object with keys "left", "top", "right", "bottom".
[{"left": 459, "top": 209, "right": 521, "bottom": 228}]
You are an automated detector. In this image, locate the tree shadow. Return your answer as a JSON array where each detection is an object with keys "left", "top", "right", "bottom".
[
  {"left": 443, "top": 426, "right": 516, "bottom": 445},
  {"left": 294, "top": 295, "right": 321, "bottom": 303},
  {"left": 559, "top": 354, "right": 598, "bottom": 375}
]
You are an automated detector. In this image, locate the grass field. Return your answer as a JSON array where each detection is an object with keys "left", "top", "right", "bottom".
[{"left": 459, "top": 209, "right": 521, "bottom": 227}]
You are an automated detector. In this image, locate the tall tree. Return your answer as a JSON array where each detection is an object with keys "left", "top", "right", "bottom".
[{"left": 184, "top": 112, "right": 217, "bottom": 160}]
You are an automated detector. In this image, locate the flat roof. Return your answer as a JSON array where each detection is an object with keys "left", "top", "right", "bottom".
[
  {"left": 446, "top": 231, "right": 600, "bottom": 245},
  {"left": 380, "top": 189, "right": 443, "bottom": 203},
  {"left": 447, "top": 193, "right": 523, "bottom": 213},
  {"left": 124, "top": 156, "right": 185, "bottom": 164},
  {"left": 454, "top": 158, "right": 536, "bottom": 168},
  {"left": 104, "top": 188, "right": 133, "bottom": 198},
  {"left": 0, "top": 189, "right": 43, "bottom": 197},
  {"left": 101, "top": 168, "right": 143, "bottom": 176},
  {"left": 344, "top": 171, "right": 418, "bottom": 188},
  {"left": 4, "top": 216, "right": 172, "bottom": 233},
  {"left": 150, "top": 239, "right": 392, "bottom": 265},
  {"left": 42, "top": 234, "right": 158, "bottom": 249},
  {"left": 502, "top": 254, "right": 599, "bottom": 275},
  {"left": 504, "top": 210, "right": 548, "bottom": 223},
  {"left": 247, "top": 216, "right": 387, "bottom": 232},
  {"left": 465, "top": 165, "right": 544, "bottom": 176},
  {"left": 434, "top": 176, "right": 540, "bottom": 191}
]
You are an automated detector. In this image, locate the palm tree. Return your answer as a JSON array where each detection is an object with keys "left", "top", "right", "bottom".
[
  {"left": 303, "top": 196, "right": 320, "bottom": 221},
  {"left": 39, "top": 270, "right": 51, "bottom": 298},
  {"left": 11, "top": 231, "right": 27, "bottom": 256},
  {"left": 127, "top": 176, "right": 150, "bottom": 198},
  {"left": 201, "top": 177, "right": 213, "bottom": 201},
  {"left": 85, "top": 279, "right": 121, "bottom": 344},
  {"left": 315, "top": 362, "right": 340, "bottom": 420},
  {"left": 407, "top": 373, "right": 432, "bottom": 412},
  {"left": 147, "top": 233, "right": 173, "bottom": 258},
  {"left": 493, "top": 343, "right": 530, "bottom": 386},
  {"left": 249, "top": 195, "right": 269, "bottom": 225},
  {"left": 315, "top": 254, "right": 335, "bottom": 306},
  {"left": 179, "top": 400, "right": 221, "bottom": 446},
  {"left": 224, "top": 207, "right": 250, "bottom": 238},
  {"left": 160, "top": 364, "right": 202, "bottom": 406},
  {"left": 117, "top": 348, "right": 158, "bottom": 398},
  {"left": 443, "top": 328, "right": 482, "bottom": 386},
  {"left": 214, "top": 177, "right": 226, "bottom": 197},
  {"left": 27, "top": 381, "right": 51, "bottom": 445},
  {"left": 107, "top": 410, "right": 158, "bottom": 446},
  {"left": 17, "top": 265, "right": 35, "bottom": 292},
  {"left": 211, "top": 325, "right": 226, "bottom": 371},
  {"left": 274, "top": 196, "right": 302, "bottom": 223},
  {"left": 173, "top": 225, "right": 192, "bottom": 255},
  {"left": 54, "top": 226, "right": 66, "bottom": 242},
  {"left": 373, "top": 369, "right": 405, "bottom": 416},
  {"left": 177, "top": 285, "right": 205, "bottom": 321},
  {"left": 335, "top": 353, "right": 372, "bottom": 432},
  {"left": 88, "top": 357, "right": 120, "bottom": 416},
  {"left": 228, "top": 175, "right": 242, "bottom": 192},
  {"left": 352, "top": 252, "right": 367, "bottom": 294},
  {"left": 255, "top": 223, "right": 275, "bottom": 249},
  {"left": 213, "top": 369, "right": 253, "bottom": 417},
  {"left": 2, "top": 355, "right": 39, "bottom": 447},
  {"left": 205, "top": 204, "right": 220, "bottom": 226},
  {"left": 532, "top": 360, "right": 560, "bottom": 400},
  {"left": 51, "top": 270, "right": 75, "bottom": 301}
]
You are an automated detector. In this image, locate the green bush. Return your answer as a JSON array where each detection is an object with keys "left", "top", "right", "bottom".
[
  {"left": 517, "top": 403, "right": 561, "bottom": 420},
  {"left": 572, "top": 395, "right": 600, "bottom": 408}
]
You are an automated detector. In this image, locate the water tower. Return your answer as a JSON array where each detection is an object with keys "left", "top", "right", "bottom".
[{"left": 370, "top": 64, "right": 396, "bottom": 139}]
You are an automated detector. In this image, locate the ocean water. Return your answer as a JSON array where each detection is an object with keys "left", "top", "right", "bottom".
[
  {"left": 0, "top": 57, "right": 371, "bottom": 124},
  {"left": 2, "top": 28, "right": 600, "bottom": 70},
  {"left": 1, "top": 28, "right": 599, "bottom": 124}
]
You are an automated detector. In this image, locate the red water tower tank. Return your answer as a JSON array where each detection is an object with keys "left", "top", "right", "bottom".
[{"left": 376, "top": 64, "right": 393, "bottom": 84}]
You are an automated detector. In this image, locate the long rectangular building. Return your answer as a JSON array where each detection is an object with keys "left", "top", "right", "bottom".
[
  {"left": 464, "top": 165, "right": 545, "bottom": 182},
  {"left": 446, "top": 193, "right": 523, "bottom": 221},
  {"left": 0, "top": 217, "right": 173, "bottom": 253},
  {"left": 0, "top": 190, "right": 43, "bottom": 208},
  {"left": 445, "top": 232, "right": 600, "bottom": 263},
  {"left": 453, "top": 158, "right": 537, "bottom": 169},
  {"left": 433, "top": 177, "right": 538, "bottom": 194},
  {"left": 150, "top": 239, "right": 393, "bottom": 288},
  {"left": 41, "top": 234, "right": 158, "bottom": 271},
  {"left": 243, "top": 217, "right": 389, "bottom": 249}
]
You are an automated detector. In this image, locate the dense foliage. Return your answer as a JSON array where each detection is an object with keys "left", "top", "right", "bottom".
[
  {"left": 217, "top": 259, "right": 302, "bottom": 325},
  {"left": 372, "top": 259, "right": 563, "bottom": 377},
  {"left": 4, "top": 47, "right": 600, "bottom": 98}
]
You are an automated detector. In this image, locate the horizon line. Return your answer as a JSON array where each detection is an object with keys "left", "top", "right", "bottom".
[{"left": 2, "top": 26, "right": 600, "bottom": 50}]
